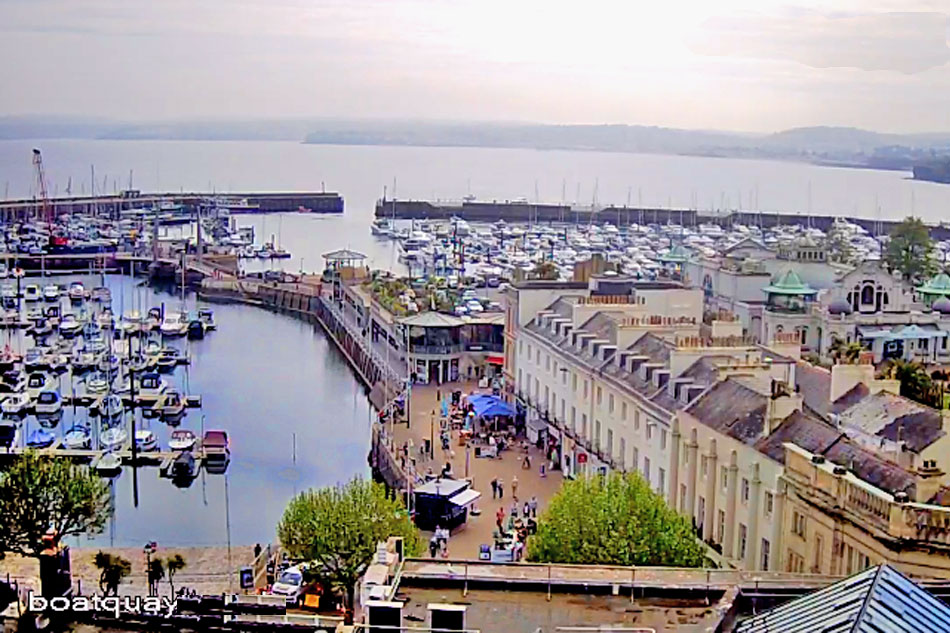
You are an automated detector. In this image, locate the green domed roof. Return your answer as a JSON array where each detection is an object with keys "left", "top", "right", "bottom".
[
  {"left": 659, "top": 244, "right": 690, "bottom": 263},
  {"left": 917, "top": 273, "right": 950, "bottom": 297},
  {"left": 763, "top": 269, "right": 818, "bottom": 295}
]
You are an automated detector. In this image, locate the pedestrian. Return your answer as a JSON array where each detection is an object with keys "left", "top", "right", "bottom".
[
  {"left": 522, "top": 453, "right": 531, "bottom": 469},
  {"left": 497, "top": 477, "right": 504, "bottom": 499},
  {"left": 523, "top": 501, "right": 530, "bottom": 518},
  {"left": 429, "top": 536, "right": 439, "bottom": 558},
  {"left": 540, "top": 462, "right": 546, "bottom": 478},
  {"left": 253, "top": 543, "right": 262, "bottom": 559},
  {"left": 510, "top": 501, "right": 519, "bottom": 518},
  {"left": 490, "top": 477, "right": 498, "bottom": 499},
  {"left": 529, "top": 495, "right": 538, "bottom": 517},
  {"left": 511, "top": 475, "right": 519, "bottom": 500},
  {"left": 496, "top": 507, "right": 505, "bottom": 530}
]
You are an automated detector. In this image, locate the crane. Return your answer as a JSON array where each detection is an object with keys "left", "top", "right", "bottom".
[{"left": 32, "top": 148, "right": 53, "bottom": 228}]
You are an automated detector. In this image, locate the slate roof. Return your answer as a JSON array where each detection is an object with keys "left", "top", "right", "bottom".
[
  {"left": 836, "top": 391, "right": 945, "bottom": 453},
  {"left": 795, "top": 362, "right": 831, "bottom": 418},
  {"left": 685, "top": 378, "right": 768, "bottom": 446},
  {"left": 735, "top": 564, "right": 950, "bottom": 633},
  {"left": 754, "top": 411, "right": 843, "bottom": 463},
  {"left": 822, "top": 440, "right": 916, "bottom": 496}
]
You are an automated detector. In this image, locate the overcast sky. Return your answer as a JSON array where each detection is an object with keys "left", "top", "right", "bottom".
[{"left": 1, "top": 0, "right": 948, "bottom": 132}]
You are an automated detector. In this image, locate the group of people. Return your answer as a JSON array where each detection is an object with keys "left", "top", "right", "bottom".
[{"left": 428, "top": 525, "right": 451, "bottom": 558}]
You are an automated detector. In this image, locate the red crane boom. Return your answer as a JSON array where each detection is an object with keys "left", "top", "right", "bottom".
[{"left": 32, "top": 148, "right": 53, "bottom": 228}]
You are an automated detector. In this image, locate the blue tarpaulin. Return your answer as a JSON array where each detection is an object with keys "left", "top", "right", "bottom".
[{"left": 467, "top": 393, "right": 515, "bottom": 418}]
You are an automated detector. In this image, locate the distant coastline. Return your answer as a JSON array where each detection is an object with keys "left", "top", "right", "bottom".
[{"left": 2, "top": 116, "right": 949, "bottom": 182}]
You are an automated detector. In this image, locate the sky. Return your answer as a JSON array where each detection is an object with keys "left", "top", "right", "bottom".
[{"left": 0, "top": 0, "right": 948, "bottom": 133}]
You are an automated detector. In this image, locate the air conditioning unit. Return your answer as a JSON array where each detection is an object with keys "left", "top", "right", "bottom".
[{"left": 428, "top": 603, "right": 467, "bottom": 632}]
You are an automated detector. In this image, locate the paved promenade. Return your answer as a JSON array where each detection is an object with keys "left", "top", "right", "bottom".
[
  {"left": 384, "top": 380, "right": 564, "bottom": 558},
  {"left": 0, "top": 545, "right": 255, "bottom": 598}
]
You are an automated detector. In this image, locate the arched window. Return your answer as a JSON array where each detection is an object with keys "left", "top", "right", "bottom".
[{"left": 861, "top": 285, "right": 874, "bottom": 305}]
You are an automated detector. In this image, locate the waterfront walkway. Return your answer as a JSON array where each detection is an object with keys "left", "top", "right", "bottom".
[
  {"left": 383, "top": 381, "right": 563, "bottom": 558},
  {"left": 0, "top": 545, "right": 255, "bottom": 598}
]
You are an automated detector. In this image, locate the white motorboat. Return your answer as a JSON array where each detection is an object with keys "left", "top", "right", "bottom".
[
  {"left": 26, "top": 373, "right": 52, "bottom": 399},
  {"left": 1, "top": 392, "right": 29, "bottom": 416},
  {"left": 198, "top": 308, "right": 216, "bottom": 331},
  {"left": 34, "top": 389, "right": 62, "bottom": 416},
  {"left": 160, "top": 312, "right": 188, "bottom": 337},
  {"left": 42, "top": 284, "right": 60, "bottom": 302},
  {"left": 99, "top": 425, "right": 128, "bottom": 449},
  {"left": 98, "top": 394, "right": 124, "bottom": 421},
  {"left": 119, "top": 311, "right": 143, "bottom": 337},
  {"left": 63, "top": 424, "right": 92, "bottom": 449},
  {"left": 58, "top": 313, "right": 82, "bottom": 338},
  {"left": 161, "top": 391, "right": 185, "bottom": 420},
  {"left": 96, "top": 452, "right": 122, "bottom": 477},
  {"left": 138, "top": 373, "right": 167, "bottom": 398},
  {"left": 168, "top": 429, "right": 197, "bottom": 451},
  {"left": 24, "top": 285, "right": 40, "bottom": 302},
  {"left": 134, "top": 429, "right": 158, "bottom": 452},
  {"left": 67, "top": 282, "right": 86, "bottom": 303}
]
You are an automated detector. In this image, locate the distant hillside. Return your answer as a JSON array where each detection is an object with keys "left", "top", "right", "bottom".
[{"left": 3, "top": 116, "right": 950, "bottom": 175}]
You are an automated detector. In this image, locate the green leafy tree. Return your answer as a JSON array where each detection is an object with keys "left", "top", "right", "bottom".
[
  {"left": 277, "top": 479, "right": 421, "bottom": 618},
  {"left": 0, "top": 451, "right": 112, "bottom": 559},
  {"left": 93, "top": 551, "right": 131, "bottom": 596},
  {"left": 829, "top": 338, "right": 865, "bottom": 364},
  {"left": 882, "top": 359, "right": 940, "bottom": 407},
  {"left": 825, "top": 226, "right": 855, "bottom": 265},
  {"left": 527, "top": 472, "right": 705, "bottom": 567},
  {"left": 167, "top": 554, "right": 187, "bottom": 596},
  {"left": 885, "top": 217, "right": 936, "bottom": 282}
]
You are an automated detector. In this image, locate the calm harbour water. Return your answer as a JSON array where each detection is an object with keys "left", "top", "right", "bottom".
[
  {"left": 4, "top": 273, "right": 372, "bottom": 549},
  {"left": 1, "top": 139, "right": 950, "bottom": 548}
]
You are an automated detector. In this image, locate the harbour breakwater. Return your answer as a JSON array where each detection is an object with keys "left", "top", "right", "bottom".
[
  {"left": 375, "top": 198, "right": 950, "bottom": 239},
  {"left": 0, "top": 191, "right": 344, "bottom": 221}
]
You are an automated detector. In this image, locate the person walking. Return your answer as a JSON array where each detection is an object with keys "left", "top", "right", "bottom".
[
  {"left": 511, "top": 475, "right": 519, "bottom": 501},
  {"left": 523, "top": 501, "right": 530, "bottom": 518},
  {"left": 522, "top": 452, "right": 531, "bottom": 469},
  {"left": 490, "top": 477, "right": 499, "bottom": 499},
  {"left": 529, "top": 495, "right": 538, "bottom": 517},
  {"left": 497, "top": 477, "right": 504, "bottom": 499},
  {"left": 510, "top": 500, "right": 519, "bottom": 519},
  {"left": 496, "top": 506, "right": 505, "bottom": 531}
]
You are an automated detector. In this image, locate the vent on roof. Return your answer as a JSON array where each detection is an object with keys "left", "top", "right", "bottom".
[
  {"left": 832, "top": 466, "right": 847, "bottom": 475},
  {"left": 811, "top": 455, "right": 826, "bottom": 464},
  {"left": 894, "top": 491, "right": 909, "bottom": 503}
]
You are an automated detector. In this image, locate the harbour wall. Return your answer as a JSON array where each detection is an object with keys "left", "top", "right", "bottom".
[
  {"left": 0, "top": 191, "right": 344, "bottom": 221},
  {"left": 198, "top": 279, "right": 400, "bottom": 412},
  {"left": 375, "top": 198, "right": 950, "bottom": 239}
]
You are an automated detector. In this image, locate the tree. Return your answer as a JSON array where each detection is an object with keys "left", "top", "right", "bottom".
[
  {"left": 166, "top": 554, "right": 187, "bottom": 597},
  {"left": 0, "top": 451, "right": 112, "bottom": 559},
  {"left": 881, "top": 359, "right": 940, "bottom": 407},
  {"left": 825, "top": 225, "right": 855, "bottom": 265},
  {"left": 532, "top": 261, "right": 559, "bottom": 281},
  {"left": 277, "top": 479, "right": 421, "bottom": 618},
  {"left": 527, "top": 472, "right": 705, "bottom": 567},
  {"left": 829, "top": 338, "right": 865, "bottom": 364},
  {"left": 147, "top": 558, "right": 165, "bottom": 597},
  {"left": 93, "top": 551, "right": 131, "bottom": 596},
  {"left": 885, "top": 217, "right": 936, "bottom": 282}
]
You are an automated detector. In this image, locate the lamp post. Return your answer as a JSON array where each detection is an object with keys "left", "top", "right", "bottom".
[{"left": 143, "top": 541, "right": 157, "bottom": 597}]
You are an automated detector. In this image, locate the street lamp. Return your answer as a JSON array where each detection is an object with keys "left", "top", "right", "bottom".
[{"left": 143, "top": 541, "right": 158, "bottom": 597}]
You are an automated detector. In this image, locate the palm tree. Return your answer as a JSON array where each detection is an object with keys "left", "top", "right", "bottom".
[
  {"left": 829, "top": 338, "right": 865, "bottom": 364},
  {"left": 94, "top": 551, "right": 131, "bottom": 596},
  {"left": 167, "top": 554, "right": 187, "bottom": 597}
]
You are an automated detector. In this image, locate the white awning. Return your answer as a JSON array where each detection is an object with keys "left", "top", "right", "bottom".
[{"left": 450, "top": 488, "right": 482, "bottom": 507}]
